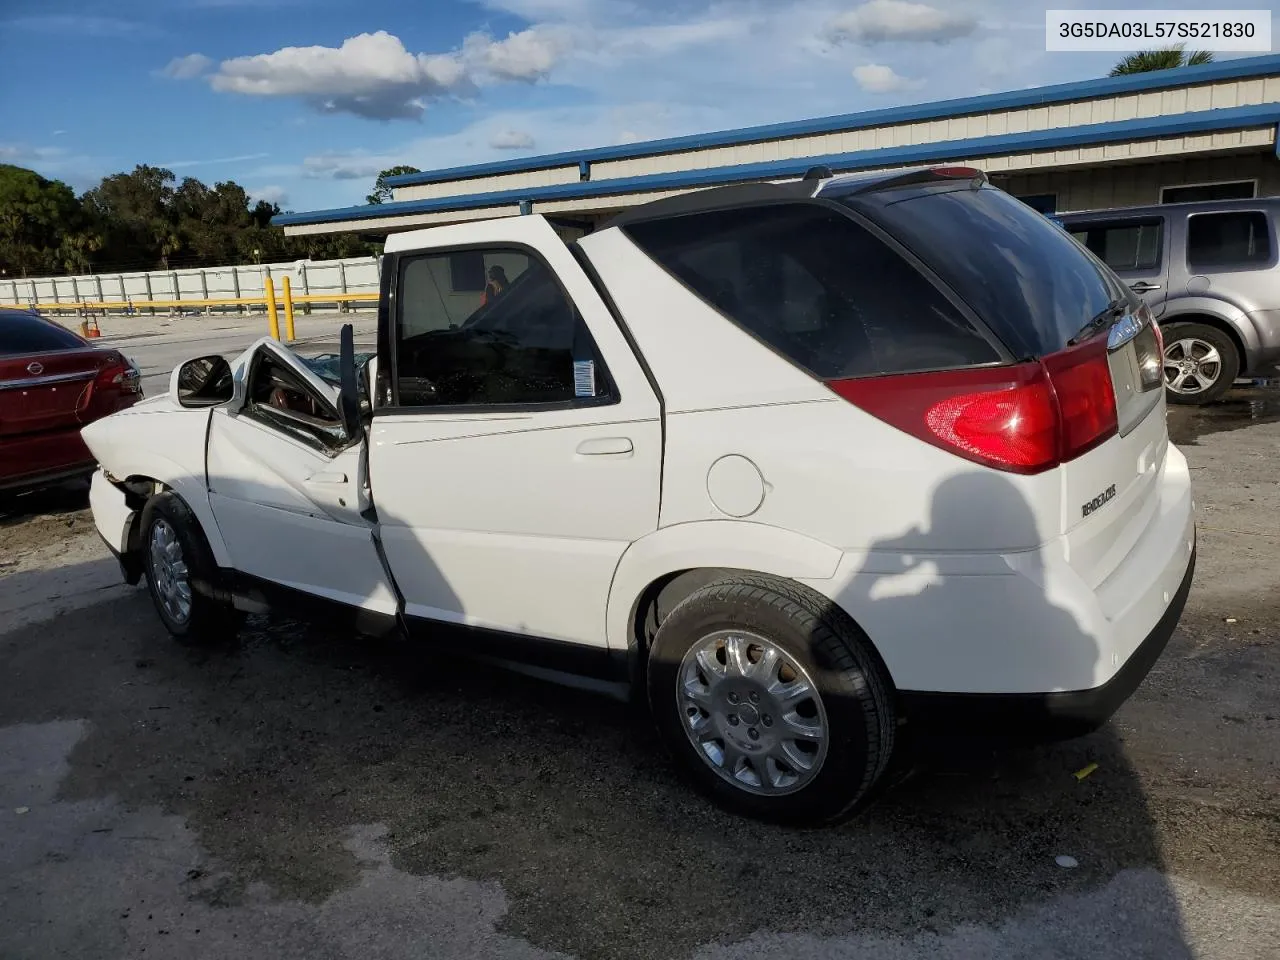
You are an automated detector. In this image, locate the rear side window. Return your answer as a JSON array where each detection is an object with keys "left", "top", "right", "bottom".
[
  {"left": 844, "top": 185, "right": 1128, "bottom": 356},
  {"left": 0, "top": 311, "right": 85, "bottom": 356},
  {"left": 1187, "top": 211, "right": 1272, "bottom": 269},
  {"left": 623, "top": 203, "right": 999, "bottom": 380},
  {"left": 1068, "top": 220, "right": 1163, "bottom": 272}
]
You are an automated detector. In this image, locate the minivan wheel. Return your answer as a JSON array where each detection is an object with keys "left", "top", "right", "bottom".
[
  {"left": 647, "top": 574, "right": 896, "bottom": 824},
  {"left": 1162, "top": 322, "right": 1239, "bottom": 405},
  {"left": 139, "top": 491, "right": 242, "bottom": 644}
]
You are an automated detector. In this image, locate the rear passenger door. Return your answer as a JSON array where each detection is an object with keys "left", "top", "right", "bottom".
[
  {"left": 1068, "top": 217, "right": 1170, "bottom": 316},
  {"left": 367, "top": 216, "right": 662, "bottom": 654}
]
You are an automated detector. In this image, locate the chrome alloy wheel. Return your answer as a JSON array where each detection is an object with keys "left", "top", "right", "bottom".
[
  {"left": 1164, "top": 337, "right": 1222, "bottom": 395},
  {"left": 677, "top": 630, "right": 829, "bottom": 795},
  {"left": 148, "top": 519, "right": 192, "bottom": 625}
]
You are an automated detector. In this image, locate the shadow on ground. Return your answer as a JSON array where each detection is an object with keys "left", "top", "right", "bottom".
[{"left": 3, "top": 587, "right": 1251, "bottom": 959}]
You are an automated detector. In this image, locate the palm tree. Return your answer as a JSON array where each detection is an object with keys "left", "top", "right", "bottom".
[{"left": 1110, "top": 45, "right": 1214, "bottom": 76}]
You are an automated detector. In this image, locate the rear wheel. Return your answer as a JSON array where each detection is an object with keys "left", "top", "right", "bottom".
[
  {"left": 647, "top": 574, "right": 896, "bottom": 824},
  {"left": 140, "top": 492, "right": 241, "bottom": 644},
  {"left": 1162, "top": 322, "right": 1239, "bottom": 405}
]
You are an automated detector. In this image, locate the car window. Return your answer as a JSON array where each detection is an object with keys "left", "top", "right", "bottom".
[
  {"left": 244, "top": 353, "right": 345, "bottom": 454},
  {"left": 1067, "top": 220, "right": 1163, "bottom": 272},
  {"left": 392, "top": 246, "right": 615, "bottom": 407},
  {"left": 623, "top": 203, "right": 999, "bottom": 380},
  {"left": 1186, "top": 211, "right": 1272, "bottom": 269},
  {"left": 0, "top": 310, "right": 86, "bottom": 356},
  {"left": 840, "top": 184, "right": 1130, "bottom": 357}
]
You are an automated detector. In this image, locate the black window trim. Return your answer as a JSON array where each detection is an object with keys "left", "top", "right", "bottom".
[
  {"left": 1184, "top": 208, "right": 1275, "bottom": 272},
  {"left": 376, "top": 239, "right": 622, "bottom": 416},
  {"left": 620, "top": 195, "right": 1017, "bottom": 384},
  {"left": 1065, "top": 216, "right": 1166, "bottom": 273}
]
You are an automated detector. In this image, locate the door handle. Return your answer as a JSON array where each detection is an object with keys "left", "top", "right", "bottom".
[
  {"left": 576, "top": 437, "right": 633, "bottom": 456},
  {"left": 1130, "top": 281, "right": 1162, "bottom": 293},
  {"left": 307, "top": 470, "right": 348, "bottom": 484}
]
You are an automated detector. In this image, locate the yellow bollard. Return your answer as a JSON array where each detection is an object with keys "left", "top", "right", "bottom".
[
  {"left": 264, "top": 276, "right": 281, "bottom": 340},
  {"left": 282, "top": 276, "right": 296, "bottom": 342}
]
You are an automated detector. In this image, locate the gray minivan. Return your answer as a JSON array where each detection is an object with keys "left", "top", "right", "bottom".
[{"left": 1059, "top": 197, "right": 1280, "bottom": 404}]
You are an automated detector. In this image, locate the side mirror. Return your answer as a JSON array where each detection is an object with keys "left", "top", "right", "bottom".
[
  {"left": 337, "top": 323, "right": 361, "bottom": 439},
  {"left": 175, "top": 355, "right": 233, "bottom": 408}
]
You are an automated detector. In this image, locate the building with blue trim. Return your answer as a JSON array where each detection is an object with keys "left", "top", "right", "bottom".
[{"left": 276, "top": 54, "right": 1280, "bottom": 238}]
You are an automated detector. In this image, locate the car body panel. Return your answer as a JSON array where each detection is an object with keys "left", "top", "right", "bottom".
[
  {"left": 372, "top": 215, "right": 662, "bottom": 648},
  {"left": 205, "top": 342, "right": 396, "bottom": 614},
  {"left": 1, "top": 311, "right": 141, "bottom": 491},
  {"left": 80, "top": 397, "right": 228, "bottom": 564}
]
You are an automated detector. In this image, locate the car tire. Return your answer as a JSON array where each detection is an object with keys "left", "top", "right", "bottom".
[
  {"left": 1162, "top": 322, "right": 1239, "bottom": 405},
  {"left": 647, "top": 574, "right": 896, "bottom": 824},
  {"left": 139, "top": 491, "right": 242, "bottom": 644}
]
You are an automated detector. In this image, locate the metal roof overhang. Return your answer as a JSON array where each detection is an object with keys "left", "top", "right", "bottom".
[
  {"left": 276, "top": 104, "right": 1280, "bottom": 235},
  {"left": 380, "top": 54, "right": 1280, "bottom": 189}
]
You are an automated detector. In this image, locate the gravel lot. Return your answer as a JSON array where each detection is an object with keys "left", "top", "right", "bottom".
[{"left": 1, "top": 389, "right": 1277, "bottom": 960}]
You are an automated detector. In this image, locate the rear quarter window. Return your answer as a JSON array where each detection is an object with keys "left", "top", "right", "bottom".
[
  {"left": 0, "top": 311, "right": 86, "bottom": 356},
  {"left": 623, "top": 203, "right": 1000, "bottom": 380},
  {"left": 843, "top": 184, "right": 1128, "bottom": 357},
  {"left": 1186, "top": 211, "right": 1272, "bottom": 269}
]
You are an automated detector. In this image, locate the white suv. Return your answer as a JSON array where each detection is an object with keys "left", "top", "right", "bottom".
[{"left": 83, "top": 167, "right": 1196, "bottom": 824}]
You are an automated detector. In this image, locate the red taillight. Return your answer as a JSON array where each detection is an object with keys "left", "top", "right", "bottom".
[
  {"left": 925, "top": 376, "right": 1059, "bottom": 470},
  {"left": 829, "top": 339, "right": 1118, "bottom": 474},
  {"left": 94, "top": 353, "right": 140, "bottom": 393}
]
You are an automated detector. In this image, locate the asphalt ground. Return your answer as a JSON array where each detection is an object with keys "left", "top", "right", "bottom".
[{"left": 0, "top": 386, "right": 1277, "bottom": 959}]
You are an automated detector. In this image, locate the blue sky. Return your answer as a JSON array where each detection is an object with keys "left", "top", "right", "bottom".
[{"left": 1, "top": 0, "right": 1275, "bottom": 214}]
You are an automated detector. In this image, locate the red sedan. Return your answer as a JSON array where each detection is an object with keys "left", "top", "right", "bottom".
[{"left": 1, "top": 308, "right": 142, "bottom": 494}]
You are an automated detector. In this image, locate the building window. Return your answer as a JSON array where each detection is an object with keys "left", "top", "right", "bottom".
[
  {"left": 1186, "top": 211, "right": 1272, "bottom": 269},
  {"left": 1015, "top": 194, "right": 1057, "bottom": 215},
  {"left": 1160, "top": 180, "right": 1256, "bottom": 204},
  {"left": 1068, "top": 219, "right": 1163, "bottom": 272}
]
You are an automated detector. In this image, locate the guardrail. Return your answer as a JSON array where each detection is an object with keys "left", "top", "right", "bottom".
[{"left": 22, "top": 288, "right": 379, "bottom": 343}]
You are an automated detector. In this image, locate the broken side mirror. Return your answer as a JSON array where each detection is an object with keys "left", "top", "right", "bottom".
[{"left": 175, "top": 355, "right": 233, "bottom": 408}]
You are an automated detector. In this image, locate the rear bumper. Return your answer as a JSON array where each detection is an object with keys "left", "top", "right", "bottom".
[{"left": 900, "top": 536, "right": 1195, "bottom": 740}]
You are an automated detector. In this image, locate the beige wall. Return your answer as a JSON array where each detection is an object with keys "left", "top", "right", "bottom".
[
  {"left": 392, "top": 74, "right": 1280, "bottom": 203},
  {"left": 991, "top": 151, "right": 1280, "bottom": 213}
]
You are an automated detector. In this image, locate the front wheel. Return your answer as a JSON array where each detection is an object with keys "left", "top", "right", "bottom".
[
  {"left": 647, "top": 574, "right": 896, "bottom": 824},
  {"left": 1162, "top": 322, "right": 1239, "bottom": 405},
  {"left": 140, "top": 491, "right": 242, "bottom": 644}
]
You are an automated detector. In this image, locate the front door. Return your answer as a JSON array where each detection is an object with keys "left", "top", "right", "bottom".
[
  {"left": 367, "top": 217, "right": 662, "bottom": 659},
  {"left": 206, "top": 340, "right": 397, "bottom": 616}
]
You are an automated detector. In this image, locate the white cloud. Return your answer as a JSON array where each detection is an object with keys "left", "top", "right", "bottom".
[
  {"left": 248, "top": 185, "right": 289, "bottom": 206},
  {"left": 301, "top": 152, "right": 404, "bottom": 180},
  {"left": 211, "top": 32, "right": 471, "bottom": 120},
  {"left": 852, "top": 63, "right": 924, "bottom": 93},
  {"left": 464, "top": 26, "right": 573, "bottom": 82},
  {"left": 489, "top": 128, "right": 537, "bottom": 150},
  {"left": 0, "top": 143, "right": 66, "bottom": 164},
  {"left": 157, "top": 152, "right": 270, "bottom": 169},
  {"left": 207, "top": 28, "right": 574, "bottom": 120},
  {"left": 826, "top": 1, "right": 977, "bottom": 45},
  {"left": 161, "top": 53, "right": 213, "bottom": 79}
]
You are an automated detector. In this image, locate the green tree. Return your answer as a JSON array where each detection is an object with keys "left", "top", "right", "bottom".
[
  {"left": 0, "top": 165, "right": 86, "bottom": 277},
  {"left": 82, "top": 164, "right": 178, "bottom": 270},
  {"left": 1109, "top": 45, "right": 1214, "bottom": 76},
  {"left": 367, "top": 165, "right": 421, "bottom": 204}
]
